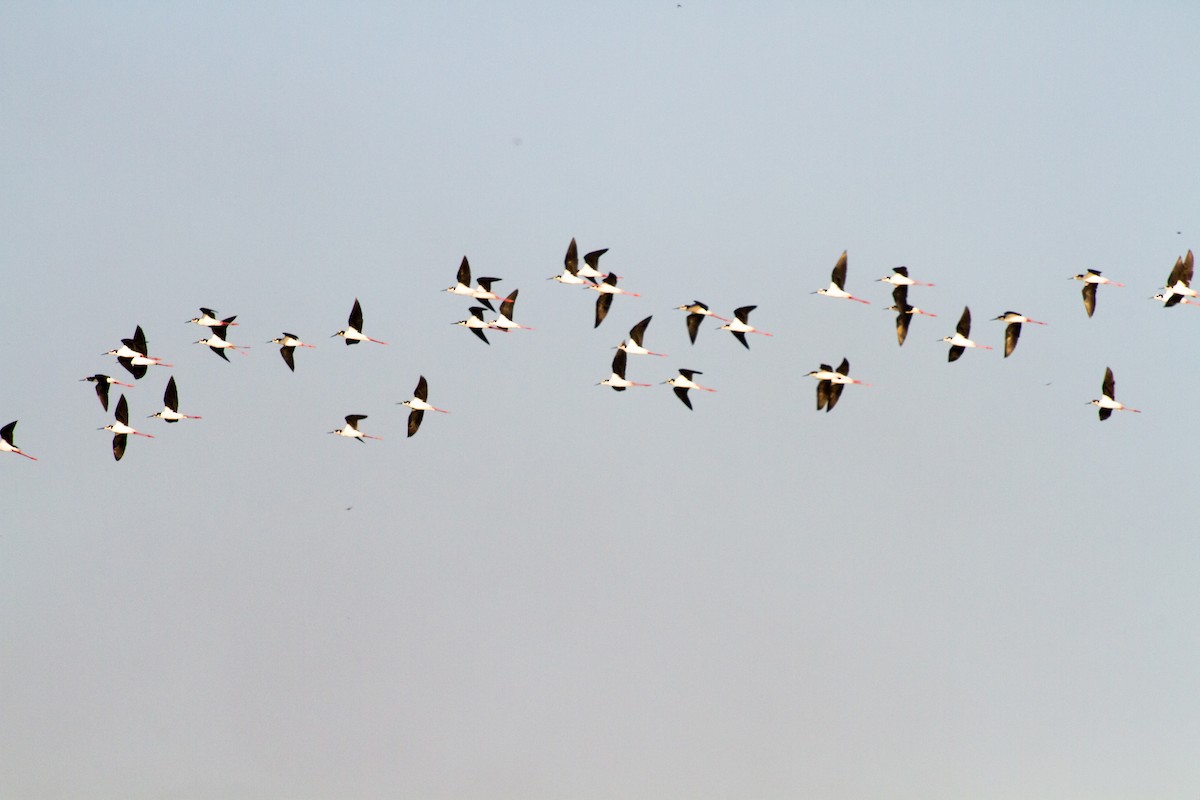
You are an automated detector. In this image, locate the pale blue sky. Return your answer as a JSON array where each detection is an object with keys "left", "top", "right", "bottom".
[{"left": 3, "top": 3, "right": 1199, "bottom": 798}]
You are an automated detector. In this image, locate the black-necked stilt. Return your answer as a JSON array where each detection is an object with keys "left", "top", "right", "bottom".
[
  {"left": 445, "top": 256, "right": 501, "bottom": 311},
  {"left": 1070, "top": 269, "right": 1123, "bottom": 317},
  {"left": 491, "top": 290, "right": 533, "bottom": 331},
  {"left": 663, "top": 369, "right": 715, "bottom": 409},
  {"left": 1152, "top": 291, "right": 1200, "bottom": 308},
  {"left": 397, "top": 375, "right": 449, "bottom": 437},
  {"left": 598, "top": 349, "right": 651, "bottom": 391},
  {"left": 992, "top": 311, "right": 1046, "bottom": 358},
  {"left": 878, "top": 266, "right": 934, "bottom": 288},
  {"left": 674, "top": 301, "right": 728, "bottom": 344},
  {"left": 942, "top": 306, "right": 991, "bottom": 362},
  {"left": 815, "top": 251, "right": 870, "bottom": 304},
  {"left": 577, "top": 247, "right": 611, "bottom": 284},
  {"left": 1159, "top": 251, "right": 1196, "bottom": 307},
  {"left": 1, "top": 420, "right": 36, "bottom": 461},
  {"left": 269, "top": 332, "right": 316, "bottom": 372},
  {"left": 1091, "top": 366, "right": 1141, "bottom": 421},
  {"left": 150, "top": 376, "right": 201, "bottom": 422},
  {"left": 589, "top": 273, "right": 640, "bottom": 328},
  {"left": 806, "top": 358, "right": 868, "bottom": 412},
  {"left": 195, "top": 328, "right": 249, "bottom": 361},
  {"left": 102, "top": 394, "right": 154, "bottom": 461},
  {"left": 454, "top": 307, "right": 491, "bottom": 344},
  {"left": 187, "top": 308, "right": 237, "bottom": 327},
  {"left": 617, "top": 316, "right": 665, "bottom": 357},
  {"left": 334, "top": 298, "right": 388, "bottom": 345},
  {"left": 81, "top": 374, "right": 134, "bottom": 411},
  {"left": 105, "top": 325, "right": 172, "bottom": 379},
  {"left": 550, "top": 238, "right": 589, "bottom": 285},
  {"left": 329, "top": 414, "right": 382, "bottom": 442},
  {"left": 885, "top": 297, "right": 937, "bottom": 347},
  {"left": 717, "top": 305, "right": 773, "bottom": 349}
]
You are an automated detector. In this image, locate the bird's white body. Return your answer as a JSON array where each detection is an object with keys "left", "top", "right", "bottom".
[
  {"left": 550, "top": 271, "right": 588, "bottom": 285},
  {"left": 104, "top": 420, "right": 152, "bottom": 437},
  {"left": 942, "top": 332, "right": 987, "bottom": 349}
]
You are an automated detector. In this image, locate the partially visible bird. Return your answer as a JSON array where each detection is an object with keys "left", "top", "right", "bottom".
[
  {"left": 1070, "top": 269, "right": 1123, "bottom": 317},
  {"left": 941, "top": 306, "right": 991, "bottom": 362},
  {"left": 80, "top": 374, "right": 134, "bottom": 411},
  {"left": 0, "top": 420, "right": 36, "bottom": 461},
  {"left": 150, "top": 376, "right": 202, "bottom": 422},
  {"left": 589, "top": 273, "right": 640, "bottom": 328},
  {"left": 576, "top": 246, "right": 611, "bottom": 284},
  {"left": 1091, "top": 367, "right": 1141, "bottom": 421},
  {"left": 269, "top": 332, "right": 316, "bottom": 372},
  {"left": 717, "top": 305, "right": 773, "bottom": 349},
  {"left": 398, "top": 376, "right": 449, "bottom": 437},
  {"left": 333, "top": 298, "right": 388, "bottom": 345},
  {"left": 992, "top": 311, "right": 1047, "bottom": 358},
  {"left": 329, "top": 414, "right": 382, "bottom": 442},
  {"left": 663, "top": 369, "right": 715, "bottom": 409},
  {"left": 814, "top": 250, "right": 870, "bottom": 304},
  {"left": 675, "top": 301, "right": 729, "bottom": 344}
]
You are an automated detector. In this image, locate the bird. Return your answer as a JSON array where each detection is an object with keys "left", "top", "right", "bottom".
[
  {"left": 549, "top": 239, "right": 589, "bottom": 285},
  {"left": 333, "top": 298, "right": 388, "bottom": 345},
  {"left": 186, "top": 308, "right": 237, "bottom": 327},
  {"left": 806, "top": 358, "right": 866, "bottom": 412},
  {"left": 269, "top": 332, "right": 316, "bottom": 371},
  {"left": 1152, "top": 292, "right": 1200, "bottom": 308},
  {"left": 598, "top": 349, "right": 651, "bottom": 391},
  {"left": 150, "top": 376, "right": 201, "bottom": 422},
  {"left": 675, "top": 301, "right": 729, "bottom": 344},
  {"left": 0, "top": 420, "right": 36, "bottom": 461},
  {"left": 992, "top": 311, "right": 1047, "bottom": 358},
  {"left": 1159, "top": 250, "right": 1196, "bottom": 307},
  {"left": 328, "top": 414, "right": 382, "bottom": 442},
  {"left": 195, "top": 328, "right": 249, "bottom": 361},
  {"left": 104, "top": 325, "right": 172, "bottom": 378},
  {"left": 490, "top": 290, "right": 534, "bottom": 331},
  {"left": 814, "top": 250, "right": 870, "bottom": 304},
  {"left": 80, "top": 374, "right": 134, "bottom": 411},
  {"left": 454, "top": 306, "right": 491, "bottom": 344},
  {"left": 717, "top": 305, "right": 773, "bottom": 349},
  {"left": 885, "top": 297, "right": 937, "bottom": 346},
  {"left": 445, "top": 256, "right": 502, "bottom": 311},
  {"left": 1070, "top": 269, "right": 1123, "bottom": 317},
  {"left": 941, "top": 306, "right": 991, "bottom": 362},
  {"left": 1091, "top": 366, "right": 1141, "bottom": 420},
  {"left": 878, "top": 266, "right": 934, "bottom": 288},
  {"left": 617, "top": 316, "right": 666, "bottom": 357},
  {"left": 663, "top": 369, "right": 715, "bottom": 409},
  {"left": 577, "top": 247, "right": 612, "bottom": 284},
  {"left": 102, "top": 394, "right": 154, "bottom": 461},
  {"left": 397, "top": 375, "right": 449, "bottom": 437},
  {"left": 589, "top": 273, "right": 640, "bottom": 328}
]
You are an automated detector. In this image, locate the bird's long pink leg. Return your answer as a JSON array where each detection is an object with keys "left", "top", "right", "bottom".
[
  {"left": 368, "top": 337, "right": 389, "bottom": 345},
  {"left": 1123, "top": 407, "right": 1142, "bottom": 414},
  {"left": 754, "top": 330, "right": 774, "bottom": 337},
  {"left": 979, "top": 345, "right": 993, "bottom": 350},
  {"left": 133, "top": 431, "right": 155, "bottom": 438},
  {"left": 434, "top": 408, "right": 450, "bottom": 414},
  {"left": 363, "top": 434, "right": 384, "bottom": 440},
  {"left": 13, "top": 450, "right": 37, "bottom": 461},
  {"left": 850, "top": 296, "right": 871, "bottom": 304}
]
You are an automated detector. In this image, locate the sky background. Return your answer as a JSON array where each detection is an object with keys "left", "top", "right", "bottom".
[{"left": 3, "top": 2, "right": 1200, "bottom": 798}]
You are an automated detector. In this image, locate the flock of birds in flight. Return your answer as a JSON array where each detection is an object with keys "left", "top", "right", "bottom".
[{"left": 3, "top": 241, "right": 1193, "bottom": 463}]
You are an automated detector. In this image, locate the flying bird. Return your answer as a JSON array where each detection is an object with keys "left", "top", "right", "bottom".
[
  {"left": 1091, "top": 366, "right": 1141, "bottom": 420},
  {"left": 598, "top": 349, "right": 651, "bottom": 391},
  {"left": 576, "top": 246, "right": 611, "bottom": 284},
  {"left": 885, "top": 295, "right": 936, "bottom": 346},
  {"left": 717, "top": 305, "right": 773, "bottom": 349},
  {"left": 397, "top": 375, "right": 449, "bottom": 437},
  {"left": 102, "top": 394, "right": 154, "bottom": 461},
  {"left": 589, "top": 273, "right": 640, "bottom": 328},
  {"left": 195, "top": 328, "right": 249, "bottom": 361},
  {"left": 186, "top": 308, "right": 237, "bottom": 327},
  {"left": 992, "top": 311, "right": 1047, "bottom": 358},
  {"left": 941, "top": 306, "right": 991, "bottom": 362},
  {"left": 877, "top": 266, "right": 934, "bottom": 288},
  {"left": 617, "top": 316, "right": 666, "bottom": 357},
  {"left": 675, "top": 301, "right": 728, "bottom": 344},
  {"left": 806, "top": 358, "right": 866, "bottom": 412},
  {"left": 1070, "top": 269, "right": 1123, "bottom": 317},
  {"left": 814, "top": 250, "right": 870, "bottom": 304},
  {"left": 269, "top": 332, "right": 316, "bottom": 371},
  {"left": 150, "top": 376, "right": 201, "bottom": 422},
  {"left": 663, "top": 368, "right": 715, "bottom": 409},
  {"left": 445, "top": 256, "right": 502, "bottom": 311},
  {"left": 550, "top": 239, "right": 589, "bottom": 285},
  {"left": 1158, "top": 250, "right": 1196, "bottom": 307},
  {"left": 328, "top": 414, "right": 382, "bottom": 442},
  {"left": 104, "top": 325, "right": 172, "bottom": 378},
  {"left": 454, "top": 306, "right": 492, "bottom": 344},
  {"left": 0, "top": 420, "right": 36, "bottom": 461},
  {"left": 81, "top": 374, "right": 134, "bottom": 411},
  {"left": 333, "top": 298, "right": 388, "bottom": 345},
  {"left": 490, "top": 290, "right": 534, "bottom": 331}
]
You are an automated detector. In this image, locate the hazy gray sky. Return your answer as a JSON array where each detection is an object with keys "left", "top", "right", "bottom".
[{"left": 3, "top": 3, "right": 1199, "bottom": 798}]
